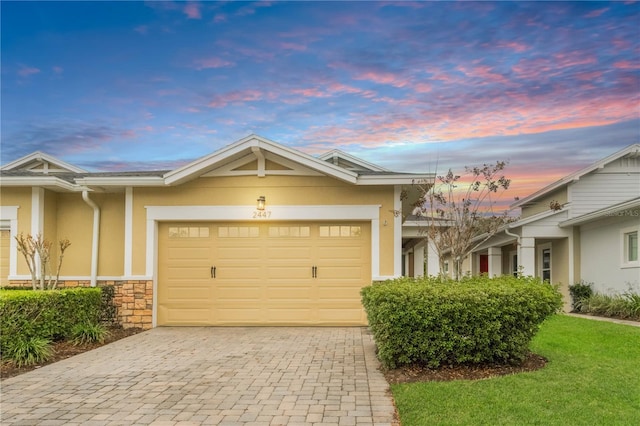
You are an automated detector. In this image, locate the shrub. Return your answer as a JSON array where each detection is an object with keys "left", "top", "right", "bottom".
[
  {"left": 0, "top": 287, "right": 102, "bottom": 362},
  {"left": 3, "top": 336, "right": 54, "bottom": 367},
  {"left": 361, "top": 275, "right": 562, "bottom": 369},
  {"left": 71, "top": 323, "right": 111, "bottom": 345},
  {"left": 569, "top": 281, "right": 593, "bottom": 312},
  {"left": 580, "top": 290, "right": 640, "bottom": 321}
]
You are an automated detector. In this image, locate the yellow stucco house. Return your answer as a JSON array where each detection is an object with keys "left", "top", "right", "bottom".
[{"left": 0, "top": 135, "right": 432, "bottom": 328}]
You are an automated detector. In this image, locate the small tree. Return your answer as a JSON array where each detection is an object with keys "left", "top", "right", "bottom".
[
  {"left": 14, "top": 233, "right": 71, "bottom": 290},
  {"left": 414, "top": 161, "right": 511, "bottom": 280}
]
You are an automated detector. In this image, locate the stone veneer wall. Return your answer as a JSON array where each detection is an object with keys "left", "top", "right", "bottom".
[{"left": 3, "top": 279, "right": 153, "bottom": 330}]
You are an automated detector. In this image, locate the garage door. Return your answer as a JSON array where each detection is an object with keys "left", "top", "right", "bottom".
[
  {"left": 158, "top": 222, "right": 371, "bottom": 326},
  {"left": 0, "top": 230, "right": 9, "bottom": 286}
]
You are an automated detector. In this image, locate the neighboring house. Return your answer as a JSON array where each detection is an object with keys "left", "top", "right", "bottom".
[
  {"left": 0, "top": 135, "right": 432, "bottom": 328},
  {"left": 456, "top": 144, "right": 640, "bottom": 309}
]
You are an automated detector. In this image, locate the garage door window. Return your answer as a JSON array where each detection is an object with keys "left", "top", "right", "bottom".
[
  {"left": 268, "top": 226, "right": 310, "bottom": 237},
  {"left": 218, "top": 226, "right": 259, "bottom": 238},
  {"left": 169, "top": 226, "right": 210, "bottom": 238},
  {"left": 319, "top": 225, "right": 361, "bottom": 237}
]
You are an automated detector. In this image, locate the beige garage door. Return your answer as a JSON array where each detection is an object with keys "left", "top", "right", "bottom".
[
  {"left": 158, "top": 222, "right": 371, "bottom": 326},
  {"left": 0, "top": 230, "right": 9, "bottom": 286}
]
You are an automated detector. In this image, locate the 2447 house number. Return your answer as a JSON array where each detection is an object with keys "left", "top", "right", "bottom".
[{"left": 253, "top": 210, "right": 272, "bottom": 218}]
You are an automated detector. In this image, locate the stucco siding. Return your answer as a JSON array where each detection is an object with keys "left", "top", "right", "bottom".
[
  {"left": 56, "top": 194, "right": 94, "bottom": 275},
  {"left": 580, "top": 215, "right": 640, "bottom": 294},
  {"left": 44, "top": 190, "right": 59, "bottom": 268},
  {"left": 93, "top": 193, "right": 125, "bottom": 276},
  {"left": 131, "top": 175, "right": 396, "bottom": 278}
]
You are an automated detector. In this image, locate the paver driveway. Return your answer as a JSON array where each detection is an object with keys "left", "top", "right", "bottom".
[{"left": 1, "top": 327, "right": 396, "bottom": 425}]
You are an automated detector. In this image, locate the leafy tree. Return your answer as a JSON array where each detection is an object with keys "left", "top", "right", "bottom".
[{"left": 413, "top": 161, "right": 511, "bottom": 280}]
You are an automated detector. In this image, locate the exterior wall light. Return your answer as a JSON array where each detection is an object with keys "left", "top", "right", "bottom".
[{"left": 257, "top": 196, "right": 266, "bottom": 211}]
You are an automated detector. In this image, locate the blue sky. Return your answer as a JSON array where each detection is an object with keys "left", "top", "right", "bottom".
[{"left": 1, "top": 1, "right": 638, "bottom": 200}]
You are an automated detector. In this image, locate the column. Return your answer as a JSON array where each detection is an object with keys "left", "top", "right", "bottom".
[{"left": 488, "top": 246, "right": 502, "bottom": 277}]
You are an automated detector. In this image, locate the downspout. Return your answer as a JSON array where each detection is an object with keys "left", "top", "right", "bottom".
[{"left": 82, "top": 191, "right": 100, "bottom": 287}]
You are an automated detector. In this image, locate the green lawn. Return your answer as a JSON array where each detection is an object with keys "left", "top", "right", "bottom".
[{"left": 391, "top": 315, "right": 640, "bottom": 425}]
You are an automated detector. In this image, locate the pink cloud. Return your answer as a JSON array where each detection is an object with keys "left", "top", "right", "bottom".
[
  {"left": 353, "top": 70, "right": 410, "bottom": 88},
  {"left": 498, "top": 41, "right": 529, "bottom": 53},
  {"left": 613, "top": 60, "right": 640, "bottom": 70},
  {"left": 213, "top": 13, "right": 227, "bottom": 23},
  {"left": 584, "top": 8, "right": 609, "bottom": 18},
  {"left": 457, "top": 65, "right": 510, "bottom": 85},
  {"left": 52, "top": 66, "right": 64, "bottom": 74},
  {"left": 280, "top": 42, "right": 307, "bottom": 52},
  {"left": 18, "top": 65, "right": 40, "bottom": 77},
  {"left": 193, "top": 57, "right": 235, "bottom": 70},
  {"left": 184, "top": 2, "right": 202, "bottom": 19},
  {"left": 207, "top": 90, "right": 264, "bottom": 108}
]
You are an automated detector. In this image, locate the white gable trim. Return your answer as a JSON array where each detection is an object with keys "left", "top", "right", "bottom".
[
  {"left": 164, "top": 135, "right": 358, "bottom": 186},
  {"left": 512, "top": 143, "right": 640, "bottom": 209},
  {"left": 0, "top": 151, "right": 87, "bottom": 173},
  {"left": 318, "top": 149, "right": 390, "bottom": 172}
]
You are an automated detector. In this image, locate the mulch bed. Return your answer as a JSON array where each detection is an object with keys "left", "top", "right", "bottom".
[
  {"left": 0, "top": 326, "right": 144, "bottom": 379},
  {"left": 383, "top": 352, "right": 548, "bottom": 384}
]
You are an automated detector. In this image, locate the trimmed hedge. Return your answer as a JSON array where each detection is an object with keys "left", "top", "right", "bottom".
[
  {"left": 0, "top": 288, "right": 102, "bottom": 355},
  {"left": 361, "top": 275, "right": 562, "bottom": 369}
]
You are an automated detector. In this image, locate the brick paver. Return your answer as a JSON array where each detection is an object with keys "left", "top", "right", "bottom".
[{"left": 0, "top": 327, "right": 396, "bottom": 425}]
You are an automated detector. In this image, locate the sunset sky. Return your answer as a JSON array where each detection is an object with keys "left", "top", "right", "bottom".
[{"left": 1, "top": 1, "right": 639, "bottom": 203}]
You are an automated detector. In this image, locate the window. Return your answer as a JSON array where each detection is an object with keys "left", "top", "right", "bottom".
[
  {"left": 628, "top": 232, "right": 638, "bottom": 262},
  {"left": 268, "top": 226, "right": 310, "bottom": 237},
  {"left": 218, "top": 226, "right": 259, "bottom": 238},
  {"left": 622, "top": 226, "right": 639, "bottom": 268},
  {"left": 509, "top": 251, "right": 518, "bottom": 277},
  {"left": 319, "top": 225, "right": 361, "bottom": 237},
  {"left": 168, "top": 226, "right": 210, "bottom": 239},
  {"left": 538, "top": 243, "right": 552, "bottom": 282}
]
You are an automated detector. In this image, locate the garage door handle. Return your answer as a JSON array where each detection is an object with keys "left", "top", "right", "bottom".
[
  {"left": 312, "top": 266, "right": 317, "bottom": 278},
  {"left": 211, "top": 266, "right": 216, "bottom": 278}
]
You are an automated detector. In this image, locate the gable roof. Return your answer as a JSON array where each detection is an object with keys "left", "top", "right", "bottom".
[
  {"left": 0, "top": 134, "right": 432, "bottom": 191},
  {"left": 317, "top": 149, "right": 390, "bottom": 172},
  {"left": 511, "top": 143, "right": 640, "bottom": 209},
  {"left": 0, "top": 151, "right": 87, "bottom": 174},
  {"left": 164, "top": 134, "right": 359, "bottom": 185}
]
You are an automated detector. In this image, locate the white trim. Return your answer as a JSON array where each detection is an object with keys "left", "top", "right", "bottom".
[
  {"left": 1, "top": 206, "right": 19, "bottom": 277},
  {"left": 394, "top": 185, "right": 402, "bottom": 277},
  {"left": 145, "top": 204, "right": 384, "bottom": 327},
  {"left": 164, "top": 135, "right": 358, "bottom": 186},
  {"left": 75, "top": 176, "right": 165, "bottom": 187},
  {"left": 357, "top": 174, "right": 433, "bottom": 185},
  {"left": 8, "top": 275, "right": 153, "bottom": 281},
  {"left": 0, "top": 176, "right": 78, "bottom": 191},
  {"left": 538, "top": 242, "right": 552, "bottom": 283},
  {"left": 1, "top": 151, "right": 87, "bottom": 173},
  {"left": 620, "top": 225, "right": 640, "bottom": 269},
  {"left": 317, "top": 149, "right": 390, "bottom": 172},
  {"left": 124, "top": 187, "right": 133, "bottom": 277},
  {"left": 512, "top": 144, "right": 640, "bottom": 209},
  {"left": 560, "top": 197, "right": 640, "bottom": 227},
  {"left": 31, "top": 188, "right": 44, "bottom": 278}
]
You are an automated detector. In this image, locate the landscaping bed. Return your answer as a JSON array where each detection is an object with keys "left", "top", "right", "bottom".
[
  {"left": 383, "top": 351, "right": 547, "bottom": 384},
  {"left": 0, "top": 326, "right": 143, "bottom": 379}
]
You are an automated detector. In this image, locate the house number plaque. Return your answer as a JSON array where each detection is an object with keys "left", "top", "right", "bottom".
[{"left": 252, "top": 210, "right": 272, "bottom": 218}]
